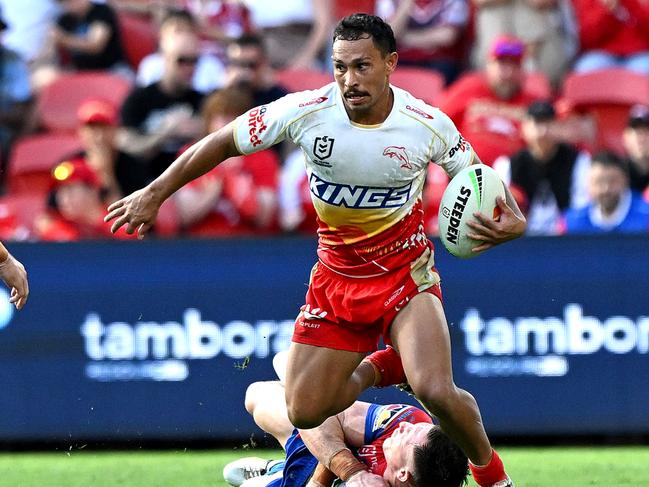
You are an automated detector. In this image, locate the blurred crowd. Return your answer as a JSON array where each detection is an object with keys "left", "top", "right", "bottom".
[{"left": 0, "top": 0, "right": 648, "bottom": 242}]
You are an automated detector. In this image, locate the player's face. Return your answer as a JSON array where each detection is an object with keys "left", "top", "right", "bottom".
[
  {"left": 382, "top": 422, "right": 433, "bottom": 485},
  {"left": 332, "top": 36, "right": 397, "bottom": 124}
]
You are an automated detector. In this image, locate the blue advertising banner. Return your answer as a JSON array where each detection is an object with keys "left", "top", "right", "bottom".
[{"left": 0, "top": 235, "right": 648, "bottom": 442}]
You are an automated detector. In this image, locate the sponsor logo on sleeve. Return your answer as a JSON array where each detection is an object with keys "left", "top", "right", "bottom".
[
  {"left": 405, "top": 104, "right": 434, "bottom": 119},
  {"left": 383, "top": 146, "right": 412, "bottom": 170},
  {"left": 448, "top": 135, "right": 469, "bottom": 158},
  {"left": 247, "top": 105, "right": 268, "bottom": 147},
  {"left": 298, "top": 96, "right": 328, "bottom": 108}
]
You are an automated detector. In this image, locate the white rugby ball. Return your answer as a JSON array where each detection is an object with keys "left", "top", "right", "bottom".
[{"left": 438, "top": 164, "right": 505, "bottom": 259}]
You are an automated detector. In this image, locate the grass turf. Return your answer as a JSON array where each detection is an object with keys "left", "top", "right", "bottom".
[{"left": 1, "top": 446, "right": 648, "bottom": 487}]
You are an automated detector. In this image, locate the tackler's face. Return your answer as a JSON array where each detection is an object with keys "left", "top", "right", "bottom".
[
  {"left": 332, "top": 36, "right": 397, "bottom": 121},
  {"left": 382, "top": 422, "right": 434, "bottom": 486}
]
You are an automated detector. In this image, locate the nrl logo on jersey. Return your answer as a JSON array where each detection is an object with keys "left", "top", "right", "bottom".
[
  {"left": 309, "top": 173, "right": 412, "bottom": 209},
  {"left": 313, "top": 135, "right": 335, "bottom": 167}
]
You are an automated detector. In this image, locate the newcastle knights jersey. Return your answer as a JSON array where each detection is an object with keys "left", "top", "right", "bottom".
[{"left": 234, "top": 83, "right": 474, "bottom": 276}]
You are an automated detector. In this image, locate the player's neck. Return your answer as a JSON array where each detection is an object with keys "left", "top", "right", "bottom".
[{"left": 347, "top": 88, "right": 394, "bottom": 126}]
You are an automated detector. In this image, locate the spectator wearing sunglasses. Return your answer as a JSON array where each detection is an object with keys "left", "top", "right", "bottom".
[
  {"left": 118, "top": 29, "right": 205, "bottom": 180},
  {"left": 136, "top": 8, "right": 226, "bottom": 95}
]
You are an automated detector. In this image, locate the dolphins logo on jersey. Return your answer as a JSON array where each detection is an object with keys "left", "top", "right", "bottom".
[{"left": 383, "top": 146, "right": 412, "bottom": 170}]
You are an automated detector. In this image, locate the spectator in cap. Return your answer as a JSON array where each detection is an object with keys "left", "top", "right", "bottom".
[
  {"left": 623, "top": 104, "right": 649, "bottom": 193},
  {"left": 562, "top": 150, "right": 649, "bottom": 233},
  {"left": 0, "top": 8, "right": 33, "bottom": 171},
  {"left": 571, "top": 0, "right": 649, "bottom": 75},
  {"left": 494, "top": 100, "right": 591, "bottom": 235},
  {"left": 35, "top": 158, "right": 135, "bottom": 241},
  {"left": 75, "top": 98, "right": 149, "bottom": 205},
  {"left": 438, "top": 35, "right": 548, "bottom": 166},
  {"left": 471, "top": 0, "right": 577, "bottom": 87}
]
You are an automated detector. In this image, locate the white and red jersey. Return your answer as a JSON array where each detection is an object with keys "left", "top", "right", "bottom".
[{"left": 233, "top": 83, "right": 474, "bottom": 276}]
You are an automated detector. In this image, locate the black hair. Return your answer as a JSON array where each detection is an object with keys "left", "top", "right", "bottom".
[
  {"left": 161, "top": 8, "right": 196, "bottom": 27},
  {"left": 412, "top": 427, "right": 469, "bottom": 487},
  {"left": 333, "top": 13, "right": 397, "bottom": 57},
  {"left": 230, "top": 33, "right": 265, "bottom": 51},
  {"left": 591, "top": 150, "right": 629, "bottom": 176}
]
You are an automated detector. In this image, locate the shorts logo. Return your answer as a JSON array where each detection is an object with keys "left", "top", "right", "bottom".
[
  {"left": 384, "top": 285, "right": 405, "bottom": 308},
  {"left": 383, "top": 146, "right": 412, "bottom": 170},
  {"left": 309, "top": 173, "right": 412, "bottom": 209},
  {"left": 300, "top": 304, "right": 328, "bottom": 321},
  {"left": 313, "top": 135, "right": 335, "bottom": 165},
  {"left": 448, "top": 135, "right": 469, "bottom": 158},
  {"left": 248, "top": 105, "right": 268, "bottom": 147}
]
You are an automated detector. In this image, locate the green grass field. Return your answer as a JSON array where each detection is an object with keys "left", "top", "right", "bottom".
[{"left": 1, "top": 446, "right": 648, "bottom": 487}]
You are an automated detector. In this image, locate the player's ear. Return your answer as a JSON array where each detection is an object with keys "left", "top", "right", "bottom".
[
  {"left": 396, "top": 466, "right": 411, "bottom": 483},
  {"left": 385, "top": 51, "right": 398, "bottom": 75}
]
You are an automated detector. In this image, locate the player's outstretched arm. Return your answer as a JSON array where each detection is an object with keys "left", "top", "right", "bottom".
[
  {"left": 0, "top": 244, "right": 28, "bottom": 310},
  {"left": 104, "top": 123, "right": 241, "bottom": 237}
]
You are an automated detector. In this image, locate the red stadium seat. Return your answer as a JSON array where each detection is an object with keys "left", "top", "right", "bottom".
[
  {"left": 0, "top": 192, "right": 47, "bottom": 235},
  {"left": 155, "top": 198, "right": 180, "bottom": 238},
  {"left": 560, "top": 69, "right": 649, "bottom": 154},
  {"left": 391, "top": 66, "right": 445, "bottom": 106},
  {"left": 37, "top": 72, "right": 133, "bottom": 133},
  {"left": 117, "top": 12, "right": 158, "bottom": 70},
  {"left": 275, "top": 68, "right": 333, "bottom": 93},
  {"left": 7, "top": 133, "right": 82, "bottom": 194},
  {"left": 523, "top": 71, "right": 552, "bottom": 100}
]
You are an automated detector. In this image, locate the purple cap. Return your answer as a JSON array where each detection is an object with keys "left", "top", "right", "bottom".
[{"left": 489, "top": 35, "right": 525, "bottom": 62}]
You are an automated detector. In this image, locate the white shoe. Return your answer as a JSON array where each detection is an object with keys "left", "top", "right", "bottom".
[
  {"left": 240, "top": 469, "right": 283, "bottom": 487},
  {"left": 272, "top": 351, "right": 289, "bottom": 385},
  {"left": 491, "top": 478, "right": 514, "bottom": 487},
  {"left": 223, "top": 457, "right": 275, "bottom": 486}
]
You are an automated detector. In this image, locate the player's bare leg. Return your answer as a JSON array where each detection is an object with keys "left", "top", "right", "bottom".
[
  {"left": 389, "top": 292, "right": 493, "bottom": 465},
  {"left": 244, "top": 380, "right": 294, "bottom": 448},
  {"left": 283, "top": 343, "right": 375, "bottom": 429}
]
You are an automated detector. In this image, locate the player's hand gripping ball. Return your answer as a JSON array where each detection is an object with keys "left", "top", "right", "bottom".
[{"left": 438, "top": 164, "right": 506, "bottom": 259}]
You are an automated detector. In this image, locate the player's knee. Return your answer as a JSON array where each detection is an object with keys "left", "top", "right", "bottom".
[
  {"left": 412, "top": 381, "right": 458, "bottom": 415},
  {"left": 244, "top": 381, "right": 267, "bottom": 415},
  {"left": 285, "top": 397, "right": 328, "bottom": 429}
]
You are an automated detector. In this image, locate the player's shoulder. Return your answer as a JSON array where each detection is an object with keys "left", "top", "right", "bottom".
[
  {"left": 393, "top": 86, "right": 457, "bottom": 132},
  {"left": 270, "top": 83, "right": 338, "bottom": 116}
]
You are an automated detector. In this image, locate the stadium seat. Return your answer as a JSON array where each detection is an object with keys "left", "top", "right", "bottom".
[
  {"left": 117, "top": 12, "right": 158, "bottom": 70},
  {"left": 0, "top": 192, "right": 47, "bottom": 235},
  {"left": 7, "top": 133, "right": 82, "bottom": 194},
  {"left": 391, "top": 66, "right": 445, "bottom": 106},
  {"left": 275, "top": 68, "right": 333, "bottom": 93},
  {"left": 523, "top": 71, "right": 552, "bottom": 100},
  {"left": 155, "top": 198, "right": 180, "bottom": 238},
  {"left": 560, "top": 69, "right": 649, "bottom": 154},
  {"left": 37, "top": 72, "right": 133, "bottom": 133}
]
